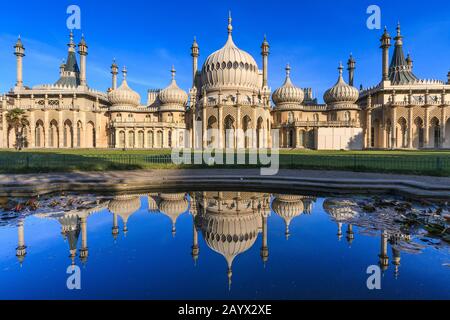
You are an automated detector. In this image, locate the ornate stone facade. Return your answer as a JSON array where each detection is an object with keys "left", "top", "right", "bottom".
[{"left": 1, "top": 18, "right": 449, "bottom": 150}]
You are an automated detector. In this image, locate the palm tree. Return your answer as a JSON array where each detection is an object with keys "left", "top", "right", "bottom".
[{"left": 6, "top": 108, "right": 28, "bottom": 150}]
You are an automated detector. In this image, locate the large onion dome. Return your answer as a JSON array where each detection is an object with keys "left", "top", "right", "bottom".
[
  {"left": 323, "top": 63, "right": 359, "bottom": 107},
  {"left": 201, "top": 13, "right": 259, "bottom": 94},
  {"left": 200, "top": 209, "right": 259, "bottom": 289},
  {"left": 272, "top": 64, "right": 304, "bottom": 107},
  {"left": 158, "top": 67, "right": 188, "bottom": 111},
  {"left": 272, "top": 194, "right": 305, "bottom": 239},
  {"left": 108, "top": 67, "right": 141, "bottom": 107}
]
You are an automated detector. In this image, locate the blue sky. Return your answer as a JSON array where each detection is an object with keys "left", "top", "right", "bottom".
[{"left": 0, "top": 0, "right": 449, "bottom": 103}]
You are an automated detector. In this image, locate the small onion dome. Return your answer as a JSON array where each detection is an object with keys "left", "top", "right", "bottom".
[
  {"left": 323, "top": 198, "right": 359, "bottom": 222},
  {"left": 108, "top": 195, "right": 141, "bottom": 226},
  {"left": 158, "top": 66, "right": 188, "bottom": 108},
  {"left": 108, "top": 67, "right": 141, "bottom": 107},
  {"left": 272, "top": 64, "right": 304, "bottom": 106},
  {"left": 272, "top": 194, "right": 304, "bottom": 239},
  {"left": 158, "top": 193, "right": 188, "bottom": 235},
  {"left": 323, "top": 62, "right": 359, "bottom": 106}
]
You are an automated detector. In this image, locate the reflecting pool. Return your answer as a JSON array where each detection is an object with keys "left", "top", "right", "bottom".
[{"left": 0, "top": 191, "right": 449, "bottom": 299}]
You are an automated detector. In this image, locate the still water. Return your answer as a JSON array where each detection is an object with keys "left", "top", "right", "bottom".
[{"left": 0, "top": 191, "right": 449, "bottom": 299}]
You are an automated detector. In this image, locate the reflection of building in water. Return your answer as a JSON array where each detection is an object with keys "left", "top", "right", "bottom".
[
  {"left": 35, "top": 204, "right": 105, "bottom": 265},
  {"left": 194, "top": 191, "right": 270, "bottom": 289},
  {"left": 108, "top": 195, "right": 141, "bottom": 236},
  {"left": 323, "top": 198, "right": 358, "bottom": 241},
  {"left": 272, "top": 194, "right": 315, "bottom": 239},
  {"left": 148, "top": 193, "right": 159, "bottom": 213}
]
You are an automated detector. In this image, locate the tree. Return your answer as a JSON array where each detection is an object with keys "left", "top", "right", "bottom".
[{"left": 6, "top": 108, "right": 28, "bottom": 150}]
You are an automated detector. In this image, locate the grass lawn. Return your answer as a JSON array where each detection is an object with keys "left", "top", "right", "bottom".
[{"left": 0, "top": 149, "right": 450, "bottom": 176}]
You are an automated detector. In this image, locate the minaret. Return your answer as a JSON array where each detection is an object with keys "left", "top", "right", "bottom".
[
  {"left": 337, "top": 222, "right": 343, "bottom": 241},
  {"left": 191, "top": 216, "right": 199, "bottom": 266},
  {"left": 392, "top": 246, "right": 401, "bottom": 279},
  {"left": 347, "top": 54, "right": 356, "bottom": 86},
  {"left": 112, "top": 212, "right": 119, "bottom": 241},
  {"left": 79, "top": 216, "right": 88, "bottom": 264},
  {"left": 60, "top": 60, "right": 66, "bottom": 77},
  {"left": 261, "top": 35, "right": 269, "bottom": 89},
  {"left": 16, "top": 219, "right": 27, "bottom": 266},
  {"left": 14, "top": 36, "right": 25, "bottom": 88},
  {"left": 260, "top": 214, "right": 269, "bottom": 266},
  {"left": 191, "top": 37, "right": 199, "bottom": 87},
  {"left": 380, "top": 26, "right": 391, "bottom": 81},
  {"left": 346, "top": 224, "right": 354, "bottom": 246},
  {"left": 111, "top": 59, "right": 118, "bottom": 90},
  {"left": 77, "top": 34, "right": 88, "bottom": 87},
  {"left": 379, "top": 230, "right": 389, "bottom": 272}
]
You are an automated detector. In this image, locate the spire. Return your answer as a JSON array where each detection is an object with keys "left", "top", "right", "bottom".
[
  {"left": 56, "top": 30, "right": 80, "bottom": 86},
  {"left": 68, "top": 30, "right": 76, "bottom": 52},
  {"left": 395, "top": 21, "right": 403, "bottom": 46},
  {"left": 388, "top": 22, "right": 418, "bottom": 84},
  {"left": 227, "top": 11, "right": 233, "bottom": 38}
]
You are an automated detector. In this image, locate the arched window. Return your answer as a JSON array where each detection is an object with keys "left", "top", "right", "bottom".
[
  {"left": 168, "top": 130, "right": 172, "bottom": 147},
  {"left": 128, "top": 131, "right": 135, "bottom": 148},
  {"left": 138, "top": 131, "right": 144, "bottom": 148},
  {"left": 147, "top": 131, "right": 154, "bottom": 148}
]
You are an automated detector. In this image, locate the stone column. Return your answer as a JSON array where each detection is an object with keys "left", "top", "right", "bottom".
[
  {"left": 218, "top": 105, "right": 223, "bottom": 149},
  {"left": 202, "top": 105, "right": 207, "bottom": 148},
  {"left": 391, "top": 107, "right": 397, "bottom": 149},
  {"left": 366, "top": 109, "right": 372, "bottom": 148},
  {"left": 236, "top": 105, "right": 241, "bottom": 148},
  {"left": 441, "top": 106, "right": 447, "bottom": 148},
  {"left": 44, "top": 109, "right": 49, "bottom": 148},
  {"left": 424, "top": 106, "right": 430, "bottom": 147},
  {"left": 407, "top": 106, "right": 413, "bottom": 149},
  {"left": 252, "top": 106, "right": 257, "bottom": 148},
  {"left": 295, "top": 127, "right": 300, "bottom": 148}
]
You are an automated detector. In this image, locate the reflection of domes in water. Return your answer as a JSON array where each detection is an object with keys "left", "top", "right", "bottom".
[
  {"left": 272, "top": 194, "right": 304, "bottom": 238},
  {"left": 108, "top": 195, "right": 141, "bottom": 228},
  {"left": 196, "top": 191, "right": 269, "bottom": 289},
  {"left": 323, "top": 198, "right": 359, "bottom": 222},
  {"left": 201, "top": 210, "right": 259, "bottom": 288},
  {"left": 147, "top": 193, "right": 160, "bottom": 213},
  {"left": 158, "top": 193, "right": 188, "bottom": 235}
]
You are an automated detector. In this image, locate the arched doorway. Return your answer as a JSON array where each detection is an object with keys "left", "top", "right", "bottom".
[
  {"left": 137, "top": 131, "right": 144, "bottom": 148},
  {"left": 86, "top": 122, "right": 95, "bottom": 148},
  {"left": 430, "top": 117, "right": 440, "bottom": 148},
  {"left": 288, "top": 129, "right": 294, "bottom": 148},
  {"left": 256, "top": 117, "right": 264, "bottom": 148},
  {"left": 207, "top": 116, "right": 218, "bottom": 148},
  {"left": 397, "top": 117, "right": 407, "bottom": 148},
  {"left": 147, "top": 131, "right": 154, "bottom": 148},
  {"left": 242, "top": 115, "right": 252, "bottom": 148},
  {"left": 63, "top": 120, "right": 73, "bottom": 148},
  {"left": 35, "top": 120, "right": 44, "bottom": 148},
  {"left": 119, "top": 131, "right": 126, "bottom": 148},
  {"left": 128, "top": 131, "right": 135, "bottom": 148},
  {"left": 76, "top": 121, "right": 83, "bottom": 148},
  {"left": 49, "top": 120, "right": 59, "bottom": 148},
  {"left": 413, "top": 117, "right": 424, "bottom": 149},
  {"left": 224, "top": 115, "right": 235, "bottom": 149}
]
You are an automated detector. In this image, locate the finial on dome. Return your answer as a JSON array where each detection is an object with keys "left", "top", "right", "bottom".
[
  {"left": 122, "top": 66, "right": 127, "bottom": 80},
  {"left": 227, "top": 11, "right": 233, "bottom": 36},
  {"left": 68, "top": 30, "right": 76, "bottom": 51},
  {"left": 227, "top": 267, "right": 232, "bottom": 291},
  {"left": 285, "top": 63, "right": 291, "bottom": 77},
  {"left": 338, "top": 62, "right": 343, "bottom": 76},
  {"left": 396, "top": 21, "right": 401, "bottom": 36},
  {"left": 171, "top": 65, "right": 176, "bottom": 81}
]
